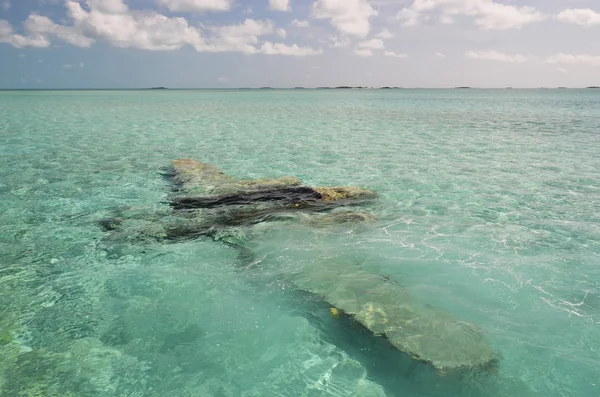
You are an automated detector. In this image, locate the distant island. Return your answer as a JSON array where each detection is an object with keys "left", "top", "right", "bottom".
[
  {"left": 132, "top": 86, "right": 600, "bottom": 91},
  {"left": 312, "top": 86, "right": 376, "bottom": 89},
  {"left": 314, "top": 86, "right": 368, "bottom": 89}
]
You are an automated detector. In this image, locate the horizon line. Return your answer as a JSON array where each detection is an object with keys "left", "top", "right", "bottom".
[{"left": 1, "top": 86, "right": 599, "bottom": 91}]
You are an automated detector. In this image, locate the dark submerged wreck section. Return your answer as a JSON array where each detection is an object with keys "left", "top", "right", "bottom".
[
  {"left": 171, "top": 187, "right": 325, "bottom": 210},
  {"left": 100, "top": 159, "right": 499, "bottom": 374}
]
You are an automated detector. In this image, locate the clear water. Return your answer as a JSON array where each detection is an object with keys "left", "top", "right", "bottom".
[{"left": 0, "top": 89, "right": 599, "bottom": 397}]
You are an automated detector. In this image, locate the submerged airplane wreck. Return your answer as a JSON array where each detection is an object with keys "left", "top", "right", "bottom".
[{"left": 99, "top": 159, "right": 498, "bottom": 374}]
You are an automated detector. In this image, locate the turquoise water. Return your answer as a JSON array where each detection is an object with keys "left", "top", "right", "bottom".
[{"left": 0, "top": 89, "right": 599, "bottom": 396}]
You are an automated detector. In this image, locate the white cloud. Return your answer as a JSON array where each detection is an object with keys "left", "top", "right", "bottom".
[
  {"left": 556, "top": 67, "right": 568, "bottom": 74},
  {"left": 312, "top": 0, "right": 377, "bottom": 37},
  {"left": 217, "top": 76, "right": 229, "bottom": 82},
  {"left": 375, "top": 29, "right": 393, "bottom": 39},
  {"left": 329, "top": 35, "right": 350, "bottom": 48},
  {"left": 358, "top": 38, "right": 384, "bottom": 50},
  {"left": 467, "top": 50, "right": 528, "bottom": 63},
  {"left": 61, "top": 62, "right": 84, "bottom": 69},
  {"left": 398, "top": 8, "right": 420, "bottom": 27},
  {"left": 0, "top": 1, "right": 318, "bottom": 57},
  {"left": 24, "top": 14, "right": 95, "bottom": 47},
  {"left": 440, "top": 15, "right": 454, "bottom": 24},
  {"left": 269, "top": 0, "right": 290, "bottom": 12},
  {"left": 62, "top": 0, "right": 203, "bottom": 51},
  {"left": 87, "top": 0, "right": 128, "bottom": 13},
  {"left": 546, "top": 53, "right": 600, "bottom": 67},
  {"left": 0, "top": 19, "right": 51, "bottom": 48},
  {"left": 399, "top": 0, "right": 545, "bottom": 30},
  {"left": 291, "top": 19, "right": 309, "bottom": 28},
  {"left": 205, "top": 19, "right": 273, "bottom": 54},
  {"left": 260, "top": 41, "right": 323, "bottom": 56},
  {"left": 2, "top": 0, "right": 10, "bottom": 11},
  {"left": 385, "top": 51, "right": 408, "bottom": 58},
  {"left": 157, "top": 0, "right": 233, "bottom": 13},
  {"left": 435, "top": 52, "right": 446, "bottom": 58},
  {"left": 556, "top": 8, "right": 600, "bottom": 27},
  {"left": 354, "top": 48, "right": 372, "bottom": 57}
]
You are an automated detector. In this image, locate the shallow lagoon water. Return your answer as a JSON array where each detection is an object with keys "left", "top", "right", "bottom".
[{"left": 0, "top": 89, "right": 599, "bottom": 396}]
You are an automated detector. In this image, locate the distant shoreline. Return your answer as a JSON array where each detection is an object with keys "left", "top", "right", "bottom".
[{"left": 1, "top": 87, "right": 599, "bottom": 91}]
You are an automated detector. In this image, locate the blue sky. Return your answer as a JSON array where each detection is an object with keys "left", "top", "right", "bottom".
[{"left": 1, "top": 0, "right": 599, "bottom": 88}]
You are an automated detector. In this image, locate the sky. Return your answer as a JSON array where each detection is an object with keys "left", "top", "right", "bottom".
[{"left": 0, "top": 0, "right": 599, "bottom": 88}]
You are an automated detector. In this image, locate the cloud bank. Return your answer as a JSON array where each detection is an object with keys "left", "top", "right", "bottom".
[{"left": 0, "top": 0, "right": 321, "bottom": 56}]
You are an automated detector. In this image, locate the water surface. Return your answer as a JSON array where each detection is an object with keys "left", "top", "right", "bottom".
[{"left": 1, "top": 89, "right": 599, "bottom": 396}]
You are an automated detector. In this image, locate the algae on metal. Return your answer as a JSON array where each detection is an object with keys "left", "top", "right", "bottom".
[
  {"left": 314, "top": 186, "right": 377, "bottom": 201},
  {"left": 289, "top": 259, "right": 497, "bottom": 372},
  {"left": 305, "top": 210, "right": 376, "bottom": 226},
  {"left": 172, "top": 158, "right": 302, "bottom": 196}
]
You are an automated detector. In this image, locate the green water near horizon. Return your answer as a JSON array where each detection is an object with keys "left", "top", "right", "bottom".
[{"left": 0, "top": 89, "right": 599, "bottom": 396}]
